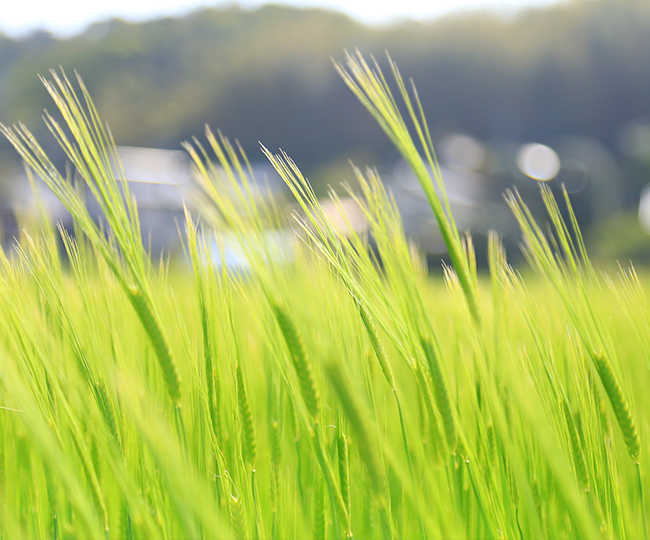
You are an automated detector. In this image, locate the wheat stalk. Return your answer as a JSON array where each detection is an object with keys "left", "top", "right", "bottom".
[{"left": 591, "top": 352, "right": 640, "bottom": 463}]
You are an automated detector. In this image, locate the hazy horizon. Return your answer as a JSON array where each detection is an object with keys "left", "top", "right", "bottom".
[{"left": 3, "top": 0, "right": 565, "bottom": 38}]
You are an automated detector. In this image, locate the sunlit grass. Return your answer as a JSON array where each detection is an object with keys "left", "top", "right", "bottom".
[{"left": 0, "top": 54, "right": 647, "bottom": 539}]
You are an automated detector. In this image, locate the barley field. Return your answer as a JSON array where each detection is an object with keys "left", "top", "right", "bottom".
[{"left": 0, "top": 53, "right": 647, "bottom": 539}]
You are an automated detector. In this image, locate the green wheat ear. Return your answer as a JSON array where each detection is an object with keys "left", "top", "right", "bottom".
[
  {"left": 335, "top": 51, "right": 481, "bottom": 324},
  {"left": 313, "top": 475, "right": 326, "bottom": 540},
  {"left": 421, "top": 337, "right": 457, "bottom": 450},
  {"left": 235, "top": 361, "right": 256, "bottom": 469},
  {"left": 325, "top": 361, "right": 384, "bottom": 497},
  {"left": 357, "top": 301, "right": 396, "bottom": 391},
  {"left": 127, "top": 284, "right": 181, "bottom": 405},
  {"left": 591, "top": 351, "right": 640, "bottom": 463},
  {"left": 93, "top": 380, "right": 121, "bottom": 449},
  {"left": 229, "top": 494, "right": 247, "bottom": 540},
  {"left": 271, "top": 301, "right": 320, "bottom": 419},
  {"left": 561, "top": 397, "right": 589, "bottom": 491}
]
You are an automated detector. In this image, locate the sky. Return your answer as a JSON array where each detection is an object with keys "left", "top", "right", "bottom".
[{"left": 2, "top": 0, "right": 565, "bottom": 38}]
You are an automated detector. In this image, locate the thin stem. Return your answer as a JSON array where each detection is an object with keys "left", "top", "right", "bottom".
[
  {"left": 638, "top": 463, "right": 648, "bottom": 540},
  {"left": 394, "top": 390, "right": 426, "bottom": 540},
  {"left": 251, "top": 469, "right": 262, "bottom": 539}
]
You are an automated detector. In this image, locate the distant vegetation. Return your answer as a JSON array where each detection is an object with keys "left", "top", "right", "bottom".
[
  {"left": 2, "top": 0, "right": 650, "bottom": 253},
  {"left": 0, "top": 1, "right": 649, "bottom": 164}
]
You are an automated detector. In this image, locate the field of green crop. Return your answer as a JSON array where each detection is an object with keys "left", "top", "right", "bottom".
[{"left": 0, "top": 53, "right": 648, "bottom": 539}]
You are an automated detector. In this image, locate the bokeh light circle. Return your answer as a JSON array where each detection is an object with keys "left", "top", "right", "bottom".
[{"left": 517, "top": 143, "right": 561, "bottom": 181}]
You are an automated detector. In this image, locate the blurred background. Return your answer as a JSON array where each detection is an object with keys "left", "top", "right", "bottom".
[{"left": 2, "top": 0, "right": 650, "bottom": 268}]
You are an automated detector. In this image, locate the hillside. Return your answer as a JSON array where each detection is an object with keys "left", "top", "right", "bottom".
[{"left": 1, "top": 0, "right": 650, "bottom": 211}]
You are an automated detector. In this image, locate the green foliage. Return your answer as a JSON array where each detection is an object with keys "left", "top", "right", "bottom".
[
  {"left": 0, "top": 53, "right": 650, "bottom": 540},
  {"left": 3, "top": 0, "right": 650, "bottom": 187}
]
